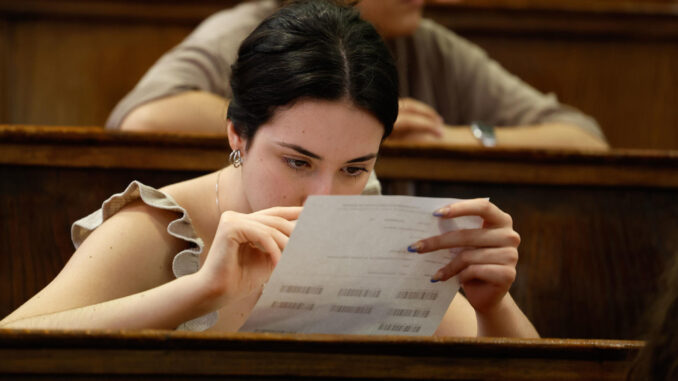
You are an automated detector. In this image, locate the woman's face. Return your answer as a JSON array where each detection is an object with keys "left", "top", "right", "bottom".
[
  {"left": 232, "top": 99, "right": 384, "bottom": 212},
  {"left": 355, "top": 0, "right": 424, "bottom": 39}
]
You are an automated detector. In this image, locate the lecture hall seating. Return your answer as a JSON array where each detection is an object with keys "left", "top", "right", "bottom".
[{"left": 1, "top": 0, "right": 677, "bottom": 149}]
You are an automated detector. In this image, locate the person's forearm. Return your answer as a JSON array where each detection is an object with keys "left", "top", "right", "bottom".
[
  {"left": 120, "top": 91, "right": 230, "bottom": 135},
  {"left": 476, "top": 294, "right": 540, "bottom": 338},
  {"left": 439, "top": 123, "right": 609, "bottom": 151},
  {"left": 0, "top": 273, "right": 216, "bottom": 330}
]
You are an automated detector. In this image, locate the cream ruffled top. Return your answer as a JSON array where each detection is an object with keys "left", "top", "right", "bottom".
[{"left": 71, "top": 181, "right": 218, "bottom": 331}]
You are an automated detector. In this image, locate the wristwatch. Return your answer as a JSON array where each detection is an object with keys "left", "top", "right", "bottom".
[{"left": 470, "top": 121, "right": 496, "bottom": 147}]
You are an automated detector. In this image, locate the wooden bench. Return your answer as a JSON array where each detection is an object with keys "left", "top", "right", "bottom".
[
  {"left": 0, "top": 329, "right": 642, "bottom": 380},
  {"left": 2, "top": 0, "right": 678, "bottom": 149},
  {"left": 2, "top": 125, "right": 678, "bottom": 340}
]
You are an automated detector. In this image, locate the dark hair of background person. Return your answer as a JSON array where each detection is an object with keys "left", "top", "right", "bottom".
[
  {"left": 227, "top": 0, "right": 399, "bottom": 147},
  {"left": 627, "top": 253, "right": 678, "bottom": 380}
]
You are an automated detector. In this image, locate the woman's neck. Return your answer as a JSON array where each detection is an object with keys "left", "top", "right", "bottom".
[{"left": 219, "top": 165, "right": 253, "bottom": 215}]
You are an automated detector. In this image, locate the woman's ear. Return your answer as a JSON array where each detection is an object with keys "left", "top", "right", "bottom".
[{"left": 226, "top": 120, "right": 246, "bottom": 152}]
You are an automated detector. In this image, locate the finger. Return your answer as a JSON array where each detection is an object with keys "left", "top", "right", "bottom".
[
  {"left": 399, "top": 97, "right": 442, "bottom": 122},
  {"left": 236, "top": 220, "right": 285, "bottom": 264},
  {"left": 218, "top": 220, "right": 282, "bottom": 272},
  {"left": 434, "top": 199, "right": 513, "bottom": 228},
  {"left": 267, "top": 226, "right": 290, "bottom": 254},
  {"left": 393, "top": 113, "right": 443, "bottom": 138},
  {"left": 410, "top": 227, "right": 520, "bottom": 254},
  {"left": 218, "top": 212, "right": 293, "bottom": 256},
  {"left": 262, "top": 234, "right": 284, "bottom": 265},
  {"left": 241, "top": 219, "right": 290, "bottom": 253},
  {"left": 456, "top": 264, "right": 516, "bottom": 287},
  {"left": 254, "top": 233, "right": 284, "bottom": 265},
  {"left": 429, "top": 247, "right": 518, "bottom": 281},
  {"left": 254, "top": 206, "right": 303, "bottom": 221},
  {"left": 248, "top": 214, "right": 297, "bottom": 237}
]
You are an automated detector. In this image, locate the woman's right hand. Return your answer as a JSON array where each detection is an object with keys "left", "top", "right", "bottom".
[
  {"left": 387, "top": 97, "right": 444, "bottom": 142},
  {"left": 198, "top": 206, "right": 302, "bottom": 309}
]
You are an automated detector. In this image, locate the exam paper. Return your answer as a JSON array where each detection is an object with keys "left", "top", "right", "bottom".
[{"left": 239, "top": 195, "right": 482, "bottom": 336}]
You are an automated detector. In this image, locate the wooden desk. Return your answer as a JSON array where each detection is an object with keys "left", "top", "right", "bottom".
[
  {"left": 2, "top": 0, "right": 678, "bottom": 149},
  {"left": 2, "top": 125, "right": 677, "bottom": 340},
  {"left": 0, "top": 329, "right": 642, "bottom": 380},
  {"left": 424, "top": 0, "right": 678, "bottom": 150}
]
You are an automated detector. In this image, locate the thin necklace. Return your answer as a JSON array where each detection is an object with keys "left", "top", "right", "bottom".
[{"left": 215, "top": 168, "right": 224, "bottom": 218}]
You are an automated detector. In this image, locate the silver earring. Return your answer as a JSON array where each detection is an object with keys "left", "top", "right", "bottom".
[{"left": 229, "top": 149, "right": 243, "bottom": 168}]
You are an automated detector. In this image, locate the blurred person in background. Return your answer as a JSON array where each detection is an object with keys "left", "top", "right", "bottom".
[{"left": 108, "top": 0, "right": 608, "bottom": 150}]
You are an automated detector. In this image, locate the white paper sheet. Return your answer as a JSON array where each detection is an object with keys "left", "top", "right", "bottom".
[{"left": 239, "top": 195, "right": 482, "bottom": 336}]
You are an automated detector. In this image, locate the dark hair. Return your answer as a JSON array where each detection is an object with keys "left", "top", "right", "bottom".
[
  {"left": 627, "top": 253, "right": 678, "bottom": 380},
  {"left": 227, "top": 0, "right": 398, "bottom": 145}
]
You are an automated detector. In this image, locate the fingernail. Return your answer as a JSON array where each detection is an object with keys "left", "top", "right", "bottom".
[
  {"left": 433, "top": 207, "right": 449, "bottom": 217},
  {"left": 407, "top": 242, "right": 423, "bottom": 253},
  {"left": 430, "top": 270, "right": 443, "bottom": 282}
]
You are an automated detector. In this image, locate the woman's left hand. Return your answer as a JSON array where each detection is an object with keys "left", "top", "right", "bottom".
[{"left": 408, "top": 199, "right": 520, "bottom": 314}]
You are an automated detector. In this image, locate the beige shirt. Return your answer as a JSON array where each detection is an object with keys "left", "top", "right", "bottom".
[{"left": 106, "top": 0, "right": 603, "bottom": 140}]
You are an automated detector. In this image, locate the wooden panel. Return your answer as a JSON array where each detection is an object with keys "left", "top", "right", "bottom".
[
  {"left": 458, "top": 35, "right": 677, "bottom": 150},
  {"left": 2, "top": 0, "right": 678, "bottom": 149},
  {"left": 3, "top": 125, "right": 678, "bottom": 186},
  {"left": 0, "top": 165, "right": 204, "bottom": 316},
  {"left": 5, "top": 19, "right": 191, "bottom": 126},
  {"left": 407, "top": 182, "right": 678, "bottom": 339},
  {"left": 424, "top": 3, "right": 678, "bottom": 150},
  {"left": 0, "top": 19, "right": 6, "bottom": 122},
  {"left": 2, "top": 126, "right": 678, "bottom": 340},
  {"left": 0, "top": 0, "right": 241, "bottom": 22},
  {"left": 0, "top": 0, "right": 238, "bottom": 126},
  {"left": 0, "top": 330, "right": 643, "bottom": 380},
  {"left": 428, "top": 1, "right": 678, "bottom": 17}
]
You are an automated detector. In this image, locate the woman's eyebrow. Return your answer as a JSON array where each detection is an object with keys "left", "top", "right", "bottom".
[
  {"left": 276, "top": 141, "right": 376, "bottom": 163},
  {"left": 276, "top": 142, "right": 322, "bottom": 159},
  {"left": 346, "top": 153, "right": 377, "bottom": 163}
]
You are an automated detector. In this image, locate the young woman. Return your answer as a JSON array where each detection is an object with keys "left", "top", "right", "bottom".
[{"left": 1, "top": 0, "right": 537, "bottom": 338}]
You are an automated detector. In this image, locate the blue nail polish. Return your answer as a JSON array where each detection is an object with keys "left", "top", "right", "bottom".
[
  {"left": 407, "top": 244, "right": 418, "bottom": 253},
  {"left": 430, "top": 279, "right": 439, "bottom": 283},
  {"left": 433, "top": 211, "right": 444, "bottom": 217}
]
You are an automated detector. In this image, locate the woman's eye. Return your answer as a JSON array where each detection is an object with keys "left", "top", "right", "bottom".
[
  {"left": 342, "top": 166, "right": 368, "bottom": 176},
  {"left": 285, "top": 158, "right": 310, "bottom": 170}
]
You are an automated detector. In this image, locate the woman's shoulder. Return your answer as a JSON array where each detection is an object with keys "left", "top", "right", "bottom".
[
  {"left": 72, "top": 180, "right": 203, "bottom": 249},
  {"left": 160, "top": 172, "right": 217, "bottom": 221},
  {"left": 69, "top": 178, "right": 212, "bottom": 284},
  {"left": 160, "top": 172, "right": 221, "bottom": 243}
]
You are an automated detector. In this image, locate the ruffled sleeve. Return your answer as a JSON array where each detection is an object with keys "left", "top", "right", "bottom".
[{"left": 71, "top": 180, "right": 218, "bottom": 331}]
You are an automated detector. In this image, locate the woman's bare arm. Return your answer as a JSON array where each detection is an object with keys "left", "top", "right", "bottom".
[
  {"left": 0, "top": 202, "right": 212, "bottom": 329},
  {"left": 120, "top": 91, "right": 230, "bottom": 135}
]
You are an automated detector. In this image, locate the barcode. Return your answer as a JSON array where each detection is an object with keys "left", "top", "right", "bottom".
[
  {"left": 395, "top": 290, "right": 438, "bottom": 300},
  {"left": 389, "top": 308, "right": 430, "bottom": 318},
  {"left": 337, "top": 288, "right": 381, "bottom": 298},
  {"left": 271, "top": 301, "right": 314, "bottom": 310},
  {"left": 280, "top": 285, "right": 323, "bottom": 295},
  {"left": 330, "top": 305, "right": 373, "bottom": 314},
  {"left": 378, "top": 323, "right": 421, "bottom": 333}
]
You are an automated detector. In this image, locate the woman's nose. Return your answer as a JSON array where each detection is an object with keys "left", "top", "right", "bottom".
[
  {"left": 309, "top": 176, "right": 334, "bottom": 195},
  {"left": 301, "top": 176, "right": 334, "bottom": 205}
]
